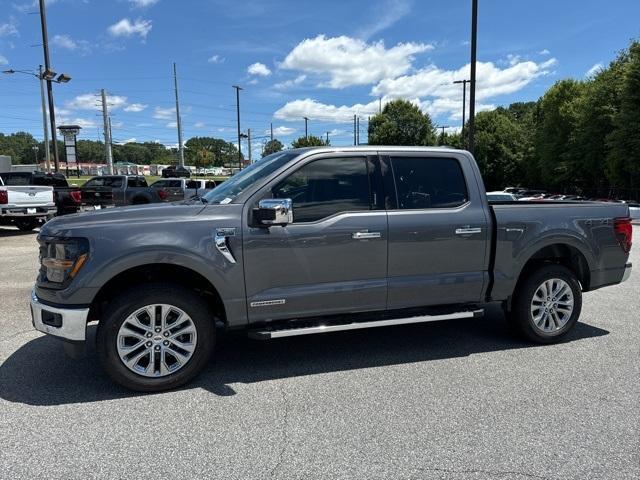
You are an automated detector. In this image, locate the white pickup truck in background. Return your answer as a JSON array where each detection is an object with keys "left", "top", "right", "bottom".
[
  {"left": 150, "top": 178, "right": 220, "bottom": 202},
  {"left": 0, "top": 176, "right": 56, "bottom": 231}
]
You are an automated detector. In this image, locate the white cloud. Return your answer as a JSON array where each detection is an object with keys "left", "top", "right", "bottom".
[
  {"left": 128, "top": 0, "right": 159, "bottom": 7},
  {"left": 120, "top": 138, "right": 137, "bottom": 144},
  {"left": 274, "top": 98, "right": 380, "bottom": 123},
  {"left": 371, "top": 57, "right": 557, "bottom": 119},
  {"left": 55, "top": 115, "right": 98, "bottom": 129},
  {"left": 0, "top": 18, "right": 19, "bottom": 37},
  {"left": 585, "top": 62, "right": 603, "bottom": 77},
  {"left": 66, "top": 93, "right": 128, "bottom": 111},
  {"left": 194, "top": 121, "right": 205, "bottom": 128},
  {"left": 166, "top": 121, "right": 177, "bottom": 128},
  {"left": 280, "top": 35, "right": 432, "bottom": 89},
  {"left": 247, "top": 62, "right": 271, "bottom": 76},
  {"left": 357, "top": 0, "right": 412, "bottom": 40},
  {"left": 51, "top": 34, "right": 91, "bottom": 54},
  {"left": 538, "top": 49, "right": 551, "bottom": 55},
  {"left": 266, "top": 126, "right": 296, "bottom": 136},
  {"left": 153, "top": 106, "right": 175, "bottom": 119},
  {"left": 273, "top": 75, "right": 306, "bottom": 90},
  {"left": 208, "top": 54, "right": 224, "bottom": 64},
  {"left": 124, "top": 103, "right": 147, "bottom": 112},
  {"left": 108, "top": 18, "right": 152, "bottom": 39},
  {"left": 0, "top": 54, "right": 7, "bottom": 65}
]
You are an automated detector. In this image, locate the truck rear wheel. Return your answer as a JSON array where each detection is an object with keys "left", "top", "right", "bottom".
[
  {"left": 510, "top": 264, "right": 582, "bottom": 344},
  {"left": 15, "top": 218, "right": 39, "bottom": 231},
  {"left": 97, "top": 283, "right": 215, "bottom": 392}
]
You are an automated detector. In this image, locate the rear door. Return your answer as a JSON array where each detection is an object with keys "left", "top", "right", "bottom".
[
  {"left": 382, "top": 152, "right": 490, "bottom": 309},
  {"left": 243, "top": 153, "right": 388, "bottom": 322}
]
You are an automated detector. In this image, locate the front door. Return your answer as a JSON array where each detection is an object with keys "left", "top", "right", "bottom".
[{"left": 243, "top": 154, "right": 387, "bottom": 323}]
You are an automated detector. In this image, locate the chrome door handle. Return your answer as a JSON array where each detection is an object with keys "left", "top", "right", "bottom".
[
  {"left": 352, "top": 231, "right": 382, "bottom": 239},
  {"left": 455, "top": 227, "right": 482, "bottom": 235},
  {"left": 214, "top": 229, "right": 237, "bottom": 264}
]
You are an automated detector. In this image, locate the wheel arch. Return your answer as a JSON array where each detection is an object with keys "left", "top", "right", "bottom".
[{"left": 88, "top": 263, "right": 227, "bottom": 326}]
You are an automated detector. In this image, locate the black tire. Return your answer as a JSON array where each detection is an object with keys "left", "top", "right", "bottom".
[
  {"left": 15, "top": 218, "right": 38, "bottom": 231},
  {"left": 97, "top": 283, "right": 215, "bottom": 392},
  {"left": 131, "top": 197, "right": 149, "bottom": 205},
  {"left": 510, "top": 264, "right": 582, "bottom": 344}
]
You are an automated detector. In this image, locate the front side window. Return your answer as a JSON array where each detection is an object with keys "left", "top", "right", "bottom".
[
  {"left": 273, "top": 157, "right": 371, "bottom": 223},
  {"left": 390, "top": 157, "right": 468, "bottom": 209}
]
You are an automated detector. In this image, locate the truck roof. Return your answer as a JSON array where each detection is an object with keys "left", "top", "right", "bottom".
[{"left": 285, "top": 146, "right": 469, "bottom": 155}]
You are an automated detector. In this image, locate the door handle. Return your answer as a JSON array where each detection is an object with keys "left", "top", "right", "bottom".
[
  {"left": 352, "top": 231, "right": 382, "bottom": 239},
  {"left": 455, "top": 227, "right": 482, "bottom": 235}
]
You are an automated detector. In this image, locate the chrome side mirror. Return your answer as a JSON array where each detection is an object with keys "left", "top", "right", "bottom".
[{"left": 257, "top": 198, "right": 293, "bottom": 226}]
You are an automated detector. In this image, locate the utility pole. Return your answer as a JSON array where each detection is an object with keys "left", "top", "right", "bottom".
[
  {"left": 108, "top": 116, "right": 113, "bottom": 149},
  {"left": 270, "top": 122, "right": 273, "bottom": 141},
  {"left": 101, "top": 89, "right": 114, "bottom": 175},
  {"left": 303, "top": 117, "right": 309, "bottom": 139},
  {"left": 436, "top": 125, "right": 450, "bottom": 145},
  {"left": 325, "top": 131, "right": 329, "bottom": 144},
  {"left": 356, "top": 117, "right": 360, "bottom": 145},
  {"left": 38, "top": 0, "right": 59, "bottom": 172},
  {"left": 379, "top": 96, "right": 382, "bottom": 114},
  {"left": 453, "top": 79, "right": 470, "bottom": 147},
  {"left": 247, "top": 128, "right": 252, "bottom": 164},
  {"left": 38, "top": 65, "right": 51, "bottom": 173},
  {"left": 232, "top": 85, "right": 242, "bottom": 170},
  {"left": 353, "top": 114, "right": 357, "bottom": 146},
  {"left": 173, "top": 62, "right": 184, "bottom": 167},
  {"left": 468, "top": 0, "right": 478, "bottom": 154}
]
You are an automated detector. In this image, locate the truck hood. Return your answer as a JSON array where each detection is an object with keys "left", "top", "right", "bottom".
[{"left": 40, "top": 202, "right": 214, "bottom": 237}]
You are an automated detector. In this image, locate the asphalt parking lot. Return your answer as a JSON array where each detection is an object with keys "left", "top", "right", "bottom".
[{"left": 1, "top": 226, "right": 638, "bottom": 480}]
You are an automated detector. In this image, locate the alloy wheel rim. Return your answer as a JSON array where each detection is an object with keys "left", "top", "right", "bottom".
[
  {"left": 116, "top": 304, "right": 197, "bottom": 377},
  {"left": 530, "top": 278, "right": 574, "bottom": 333}
]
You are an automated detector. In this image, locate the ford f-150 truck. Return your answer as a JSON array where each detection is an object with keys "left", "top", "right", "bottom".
[
  {"left": 30, "top": 147, "right": 633, "bottom": 391},
  {"left": 0, "top": 174, "right": 56, "bottom": 231},
  {"left": 80, "top": 175, "right": 166, "bottom": 210},
  {"left": 150, "top": 178, "right": 218, "bottom": 202}
]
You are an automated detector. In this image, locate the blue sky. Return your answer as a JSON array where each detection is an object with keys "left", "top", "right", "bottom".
[{"left": 1, "top": 0, "right": 639, "bottom": 156}]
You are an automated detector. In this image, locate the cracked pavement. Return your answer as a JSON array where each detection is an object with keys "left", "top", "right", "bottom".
[{"left": 1, "top": 226, "right": 639, "bottom": 479}]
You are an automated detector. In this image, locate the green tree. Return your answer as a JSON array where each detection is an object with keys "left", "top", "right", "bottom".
[
  {"left": 368, "top": 99, "right": 436, "bottom": 146},
  {"left": 0, "top": 131, "right": 39, "bottom": 164},
  {"left": 263, "top": 139, "right": 284, "bottom": 156},
  {"left": 184, "top": 137, "right": 241, "bottom": 167},
  {"left": 291, "top": 135, "right": 329, "bottom": 148},
  {"left": 473, "top": 108, "right": 527, "bottom": 190},
  {"left": 606, "top": 41, "right": 640, "bottom": 194}
]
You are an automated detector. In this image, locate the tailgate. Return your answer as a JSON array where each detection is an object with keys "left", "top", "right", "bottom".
[
  {"left": 81, "top": 187, "right": 115, "bottom": 206},
  {"left": 4, "top": 186, "right": 54, "bottom": 207}
]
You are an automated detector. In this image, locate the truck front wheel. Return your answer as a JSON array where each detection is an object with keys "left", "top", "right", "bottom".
[
  {"left": 97, "top": 283, "right": 215, "bottom": 392},
  {"left": 510, "top": 264, "right": 582, "bottom": 344}
]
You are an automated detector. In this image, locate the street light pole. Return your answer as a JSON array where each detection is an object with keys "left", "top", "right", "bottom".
[
  {"left": 37, "top": 65, "right": 51, "bottom": 173},
  {"left": 453, "top": 79, "right": 470, "bottom": 147},
  {"left": 303, "top": 116, "right": 309, "bottom": 139},
  {"left": 468, "top": 0, "right": 478, "bottom": 154},
  {"left": 38, "top": 0, "right": 60, "bottom": 172},
  {"left": 173, "top": 62, "right": 184, "bottom": 167},
  {"left": 232, "top": 85, "right": 243, "bottom": 170}
]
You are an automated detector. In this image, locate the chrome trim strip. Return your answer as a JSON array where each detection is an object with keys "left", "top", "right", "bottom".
[
  {"left": 30, "top": 290, "right": 89, "bottom": 341},
  {"left": 214, "top": 230, "right": 237, "bottom": 264},
  {"left": 352, "top": 231, "right": 382, "bottom": 239},
  {"left": 455, "top": 227, "right": 482, "bottom": 235},
  {"left": 249, "top": 309, "right": 483, "bottom": 339}
]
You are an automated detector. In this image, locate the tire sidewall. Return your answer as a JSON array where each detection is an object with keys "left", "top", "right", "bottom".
[
  {"left": 513, "top": 264, "right": 582, "bottom": 343},
  {"left": 97, "top": 283, "right": 215, "bottom": 392}
]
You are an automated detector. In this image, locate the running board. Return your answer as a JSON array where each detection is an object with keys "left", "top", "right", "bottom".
[{"left": 248, "top": 309, "right": 484, "bottom": 340}]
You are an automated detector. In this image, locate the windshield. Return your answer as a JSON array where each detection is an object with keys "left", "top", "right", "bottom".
[{"left": 202, "top": 151, "right": 300, "bottom": 204}]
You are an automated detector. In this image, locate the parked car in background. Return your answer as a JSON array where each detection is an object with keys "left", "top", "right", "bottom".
[
  {"left": 161, "top": 166, "right": 191, "bottom": 178},
  {"left": 0, "top": 174, "right": 56, "bottom": 231},
  {"left": 0, "top": 171, "right": 82, "bottom": 216},
  {"left": 31, "top": 147, "right": 633, "bottom": 391},
  {"left": 80, "top": 175, "right": 166, "bottom": 209},
  {"left": 150, "top": 178, "right": 219, "bottom": 202},
  {"left": 486, "top": 191, "right": 518, "bottom": 202}
]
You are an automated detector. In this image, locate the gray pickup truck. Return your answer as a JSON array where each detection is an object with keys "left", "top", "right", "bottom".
[
  {"left": 31, "top": 147, "right": 633, "bottom": 391},
  {"left": 80, "top": 175, "right": 165, "bottom": 210}
]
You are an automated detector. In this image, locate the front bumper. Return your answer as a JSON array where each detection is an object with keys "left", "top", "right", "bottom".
[
  {"left": 621, "top": 263, "right": 632, "bottom": 283},
  {"left": 30, "top": 290, "right": 89, "bottom": 342}
]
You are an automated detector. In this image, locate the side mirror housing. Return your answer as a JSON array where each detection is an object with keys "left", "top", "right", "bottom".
[{"left": 256, "top": 198, "right": 293, "bottom": 226}]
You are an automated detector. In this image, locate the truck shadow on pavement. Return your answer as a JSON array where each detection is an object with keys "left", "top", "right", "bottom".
[
  {"left": 0, "top": 305, "right": 609, "bottom": 406},
  {"left": 0, "top": 227, "right": 39, "bottom": 237}
]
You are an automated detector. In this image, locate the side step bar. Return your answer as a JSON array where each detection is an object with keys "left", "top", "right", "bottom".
[{"left": 248, "top": 309, "right": 484, "bottom": 340}]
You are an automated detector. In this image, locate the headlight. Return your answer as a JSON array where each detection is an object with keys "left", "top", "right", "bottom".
[{"left": 38, "top": 237, "right": 90, "bottom": 288}]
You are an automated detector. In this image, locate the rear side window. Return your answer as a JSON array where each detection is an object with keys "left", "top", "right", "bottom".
[
  {"left": 390, "top": 157, "right": 468, "bottom": 209},
  {"left": 273, "top": 157, "right": 371, "bottom": 223},
  {"left": 0, "top": 173, "right": 31, "bottom": 185},
  {"left": 127, "top": 177, "right": 147, "bottom": 187}
]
